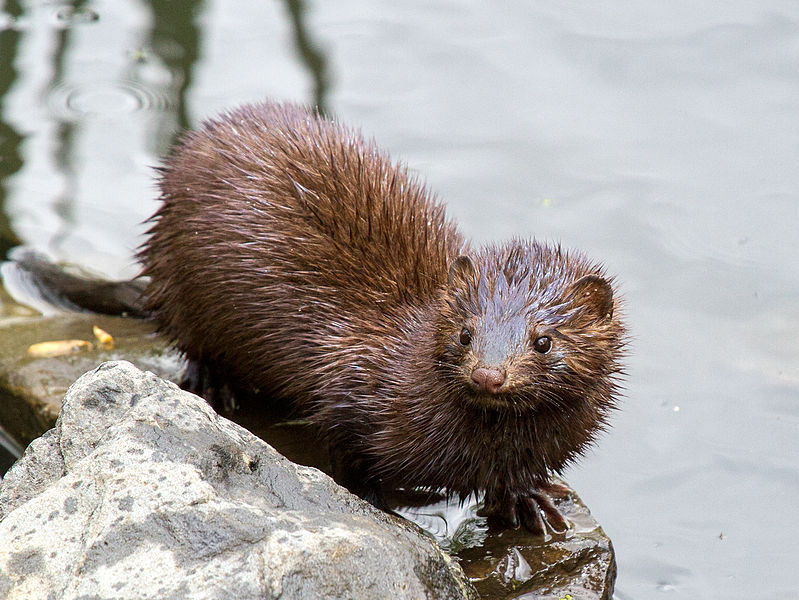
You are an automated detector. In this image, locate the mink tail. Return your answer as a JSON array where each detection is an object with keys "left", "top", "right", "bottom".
[{"left": 1, "top": 247, "right": 148, "bottom": 317}]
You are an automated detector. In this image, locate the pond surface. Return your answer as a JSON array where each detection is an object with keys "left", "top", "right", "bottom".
[{"left": 1, "top": 1, "right": 798, "bottom": 598}]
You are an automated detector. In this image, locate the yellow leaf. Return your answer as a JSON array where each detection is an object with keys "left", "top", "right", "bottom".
[
  {"left": 93, "top": 325, "right": 114, "bottom": 347},
  {"left": 27, "top": 340, "right": 93, "bottom": 358}
]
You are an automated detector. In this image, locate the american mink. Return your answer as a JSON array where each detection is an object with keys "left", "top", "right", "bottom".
[
  {"left": 136, "top": 101, "right": 626, "bottom": 533},
  {"left": 8, "top": 101, "right": 626, "bottom": 533}
]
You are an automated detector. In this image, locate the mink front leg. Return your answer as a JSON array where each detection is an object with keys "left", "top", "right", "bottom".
[{"left": 478, "top": 482, "right": 570, "bottom": 535}]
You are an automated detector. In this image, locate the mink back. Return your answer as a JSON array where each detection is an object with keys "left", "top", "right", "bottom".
[{"left": 140, "top": 102, "right": 466, "bottom": 406}]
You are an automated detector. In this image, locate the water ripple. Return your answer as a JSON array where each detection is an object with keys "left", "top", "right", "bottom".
[{"left": 47, "top": 80, "right": 172, "bottom": 121}]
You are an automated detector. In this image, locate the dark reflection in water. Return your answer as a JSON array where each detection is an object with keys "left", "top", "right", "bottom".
[
  {"left": 147, "top": 0, "right": 203, "bottom": 134},
  {"left": 282, "top": 0, "right": 331, "bottom": 115},
  {"left": 0, "top": 0, "right": 23, "bottom": 258},
  {"left": 48, "top": 1, "right": 83, "bottom": 251}
]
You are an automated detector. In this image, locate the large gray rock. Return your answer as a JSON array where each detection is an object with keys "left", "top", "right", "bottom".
[{"left": 0, "top": 361, "right": 476, "bottom": 600}]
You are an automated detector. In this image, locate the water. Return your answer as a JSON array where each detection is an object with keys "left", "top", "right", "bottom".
[{"left": 1, "top": 1, "right": 797, "bottom": 597}]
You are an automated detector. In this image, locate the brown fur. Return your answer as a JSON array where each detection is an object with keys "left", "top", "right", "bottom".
[{"left": 140, "top": 101, "right": 626, "bottom": 529}]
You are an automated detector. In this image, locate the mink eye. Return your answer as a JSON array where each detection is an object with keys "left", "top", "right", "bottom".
[
  {"left": 533, "top": 335, "right": 552, "bottom": 354},
  {"left": 459, "top": 328, "right": 472, "bottom": 346}
]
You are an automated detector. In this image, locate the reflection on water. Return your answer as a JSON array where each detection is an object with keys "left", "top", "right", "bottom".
[
  {"left": 0, "top": 0, "right": 23, "bottom": 258},
  {"left": 147, "top": 0, "right": 203, "bottom": 133},
  {"left": 282, "top": 0, "right": 331, "bottom": 116},
  {"left": 0, "top": 0, "right": 330, "bottom": 276}
]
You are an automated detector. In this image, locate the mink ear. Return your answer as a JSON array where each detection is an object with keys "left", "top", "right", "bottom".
[
  {"left": 565, "top": 275, "right": 614, "bottom": 321},
  {"left": 448, "top": 255, "right": 475, "bottom": 287}
]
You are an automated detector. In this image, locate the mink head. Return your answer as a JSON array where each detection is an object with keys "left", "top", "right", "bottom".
[{"left": 436, "top": 240, "right": 624, "bottom": 413}]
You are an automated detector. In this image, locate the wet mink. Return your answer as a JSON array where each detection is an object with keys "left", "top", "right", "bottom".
[{"left": 137, "top": 101, "right": 626, "bottom": 532}]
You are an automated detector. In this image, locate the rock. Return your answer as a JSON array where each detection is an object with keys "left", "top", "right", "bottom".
[{"left": 0, "top": 361, "right": 476, "bottom": 600}]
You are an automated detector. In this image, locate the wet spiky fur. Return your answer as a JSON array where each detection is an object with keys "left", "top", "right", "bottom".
[{"left": 140, "top": 101, "right": 626, "bottom": 515}]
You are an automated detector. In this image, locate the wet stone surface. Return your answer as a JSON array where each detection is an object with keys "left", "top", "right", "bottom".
[
  {"left": 0, "top": 313, "right": 184, "bottom": 447},
  {"left": 383, "top": 484, "right": 615, "bottom": 599}
]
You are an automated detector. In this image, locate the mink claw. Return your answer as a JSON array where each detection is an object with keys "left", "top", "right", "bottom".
[
  {"left": 528, "top": 489, "right": 569, "bottom": 533},
  {"left": 519, "top": 495, "right": 546, "bottom": 535}
]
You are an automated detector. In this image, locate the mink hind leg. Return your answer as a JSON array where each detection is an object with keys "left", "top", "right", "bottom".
[
  {"left": 182, "top": 358, "right": 393, "bottom": 514},
  {"left": 181, "top": 357, "right": 240, "bottom": 413},
  {"left": 328, "top": 441, "right": 391, "bottom": 512}
]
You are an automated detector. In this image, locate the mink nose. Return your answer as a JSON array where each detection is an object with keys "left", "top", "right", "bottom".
[{"left": 471, "top": 367, "right": 506, "bottom": 394}]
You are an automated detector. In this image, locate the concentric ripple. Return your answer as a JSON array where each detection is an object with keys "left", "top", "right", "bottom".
[{"left": 47, "top": 80, "right": 172, "bottom": 120}]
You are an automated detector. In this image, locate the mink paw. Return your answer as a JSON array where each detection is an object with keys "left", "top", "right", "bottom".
[{"left": 477, "top": 483, "right": 570, "bottom": 535}]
